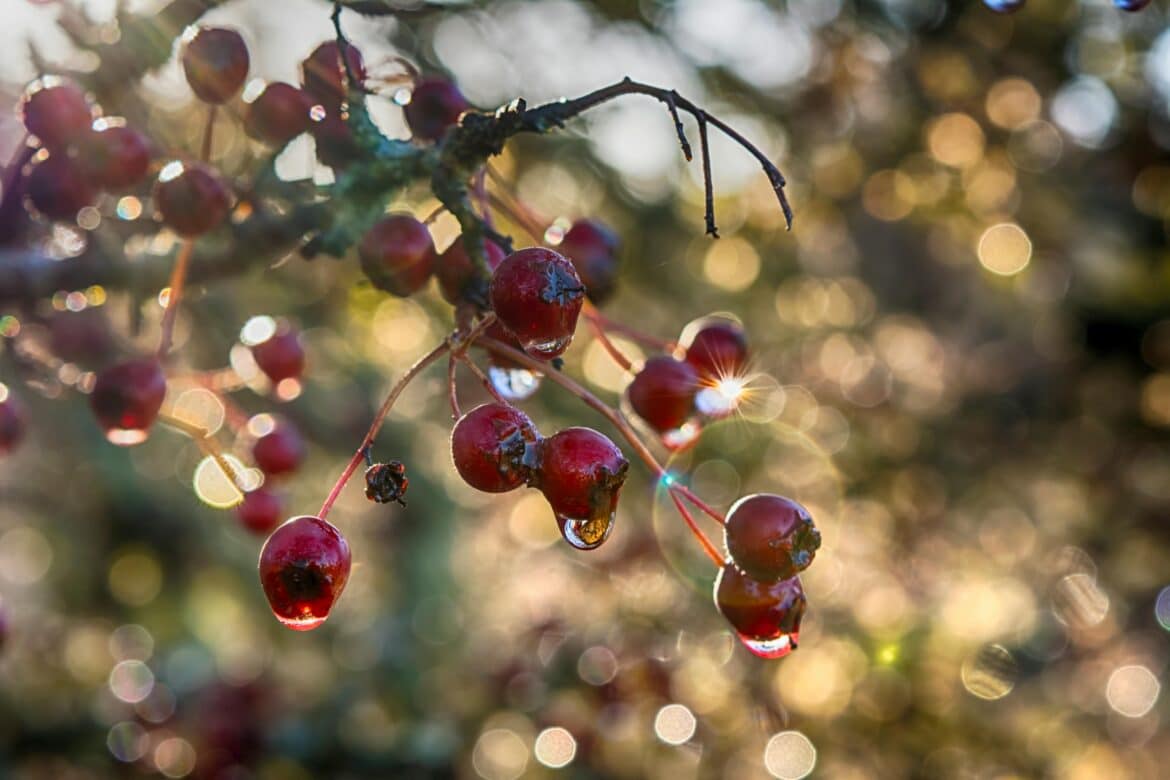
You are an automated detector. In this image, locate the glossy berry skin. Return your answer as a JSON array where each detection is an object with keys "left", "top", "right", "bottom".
[
  {"left": 19, "top": 78, "right": 93, "bottom": 150},
  {"left": 310, "top": 112, "right": 361, "bottom": 169},
  {"left": 682, "top": 319, "right": 749, "bottom": 383},
  {"left": 251, "top": 326, "right": 304, "bottom": 384},
  {"left": 451, "top": 403, "right": 540, "bottom": 493},
  {"left": 78, "top": 123, "right": 152, "bottom": 191},
  {"left": 154, "top": 161, "right": 230, "bottom": 236},
  {"left": 245, "top": 82, "right": 313, "bottom": 145},
  {"left": 537, "top": 426, "right": 628, "bottom": 525},
  {"left": 25, "top": 155, "right": 94, "bottom": 221},
  {"left": 181, "top": 27, "right": 250, "bottom": 104},
  {"left": 627, "top": 356, "right": 698, "bottom": 432},
  {"left": 982, "top": 0, "right": 1024, "bottom": 12},
  {"left": 0, "top": 395, "right": 26, "bottom": 455},
  {"left": 237, "top": 488, "right": 282, "bottom": 535},
  {"left": 724, "top": 494, "right": 821, "bottom": 583},
  {"left": 301, "top": 41, "right": 366, "bottom": 110},
  {"left": 358, "top": 215, "right": 437, "bottom": 297},
  {"left": 89, "top": 359, "right": 167, "bottom": 446},
  {"left": 557, "top": 219, "right": 620, "bottom": 303},
  {"left": 1114, "top": 0, "right": 1151, "bottom": 9},
  {"left": 404, "top": 77, "right": 470, "bottom": 142},
  {"left": 714, "top": 564, "right": 805, "bottom": 659},
  {"left": 252, "top": 423, "right": 306, "bottom": 477},
  {"left": 258, "top": 515, "right": 351, "bottom": 631},
  {"left": 489, "top": 248, "right": 585, "bottom": 359},
  {"left": 437, "top": 236, "right": 506, "bottom": 304}
]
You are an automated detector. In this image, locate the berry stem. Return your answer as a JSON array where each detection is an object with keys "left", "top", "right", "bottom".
[
  {"left": 668, "top": 488, "right": 726, "bottom": 567},
  {"left": 157, "top": 411, "right": 248, "bottom": 494},
  {"left": 457, "top": 354, "right": 509, "bottom": 406},
  {"left": 587, "top": 310, "right": 676, "bottom": 353},
  {"left": 583, "top": 302, "right": 634, "bottom": 373},
  {"left": 447, "top": 353, "right": 461, "bottom": 419}
]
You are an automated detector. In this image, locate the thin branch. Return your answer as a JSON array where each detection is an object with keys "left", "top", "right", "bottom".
[
  {"left": 447, "top": 354, "right": 461, "bottom": 419},
  {"left": 156, "top": 239, "right": 196, "bottom": 359},
  {"left": 666, "top": 90, "right": 693, "bottom": 162},
  {"left": 583, "top": 305, "right": 634, "bottom": 373},
  {"left": 158, "top": 411, "right": 248, "bottom": 495},
  {"left": 457, "top": 353, "right": 509, "bottom": 406},
  {"left": 697, "top": 112, "right": 718, "bottom": 238}
]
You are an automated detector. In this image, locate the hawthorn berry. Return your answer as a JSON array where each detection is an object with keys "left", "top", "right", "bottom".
[
  {"left": 723, "top": 494, "right": 820, "bottom": 583},
  {"left": 0, "top": 392, "right": 26, "bottom": 455},
  {"left": 252, "top": 422, "right": 306, "bottom": 477},
  {"left": 310, "top": 111, "right": 361, "bottom": 169},
  {"left": 437, "top": 236, "right": 506, "bottom": 305},
  {"left": 557, "top": 219, "right": 620, "bottom": 304},
  {"left": 681, "top": 317, "right": 749, "bottom": 385},
  {"left": 489, "top": 248, "right": 585, "bottom": 359},
  {"left": 244, "top": 82, "right": 313, "bottom": 145},
  {"left": 154, "top": 161, "right": 231, "bottom": 237},
  {"left": 626, "top": 356, "right": 698, "bottom": 433},
  {"left": 180, "top": 27, "right": 250, "bottom": 104},
  {"left": 77, "top": 121, "right": 152, "bottom": 191},
  {"left": 450, "top": 403, "right": 541, "bottom": 493},
  {"left": 258, "top": 515, "right": 351, "bottom": 631},
  {"left": 714, "top": 563, "right": 805, "bottom": 659},
  {"left": 89, "top": 359, "right": 167, "bottom": 446},
  {"left": 982, "top": 0, "right": 1024, "bottom": 11},
  {"left": 237, "top": 488, "right": 282, "bottom": 535},
  {"left": 301, "top": 41, "right": 366, "bottom": 110},
  {"left": 536, "top": 427, "right": 628, "bottom": 550},
  {"left": 250, "top": 324, "right": 305, "bottom": 384},
  {"left": 25, "top": 154, "right": 95, "bottom": 221},
  {"left": 358, "top": 214, "right": 437, "bottom": 297},
  {"left": 403, "top": 76, "right": 470, "bottom": 142},
  {"left": 19, "top": 77, "right": 94, "bottom": 150}
]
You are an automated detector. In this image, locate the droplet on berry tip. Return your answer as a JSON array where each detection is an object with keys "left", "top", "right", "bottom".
[{"left": 556, "top": 510, "right": 615, "bottom": 551}]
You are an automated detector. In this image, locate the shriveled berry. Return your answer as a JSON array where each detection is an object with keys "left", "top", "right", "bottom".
[
  {"left": 403, "top": 76, "right": 469, "bottom": 142},
  {"left": 0, "top": 392, "right": 26, "bottom": 455},
  {"left": 253, "top": 422, "right": 306, "bottom": 477},
  {"left": 627, "top": 356, "right": 698, "bottom": 433},
  {"left": 724, "top": 494, "right": 820, "bottom": 583},
  {"left": 77, "top": 122, "right": 152, "bottom": 191},
  {"left": 154, "top": 161, "right": 231, "bottom": 237},
  {"left": 19, "top": 77, "right": 94, "bottom": 150},
  {"left": 365, "top": 461, "right": 409, "bottom": 505},
  {"left": 557, "top": 219, "right": 620, "bottom": 303},
  {"left": 181, "top": 27, "right": 250, "bottom": 104},
  {"left": 310, "top": 111, "right": 361, "bottom": 169},
  {"left": 451, "top": 403, "right": 540, "bottom": 493},
  {"left": 714, "top": 563, "right": 805, "bottom": 659},
  {"left": 244, "top": 82, "right": 313, "bottom": 145},
  {"left": 251, "top": 324, "right": 305, "bottom": 384},
  {"left": 537, "top": 427, "right": 628, "bottom": 550},
  {"left": 259, "top": 515, "right": 351, "bottom": 631},
  {"left": 489, "top": 248, "right": 585, "bottom": 359},
  {"left": 237, "top": 488, "right": 282, "bottom": 535},
  {"left": 358, "top": 214, "right": 436, "bottom": 297},
  {"left": 301, "top": 41, "right": 366, "bottom": 110},
  {"left": 681, "top": 317, "right": 749, "bottom": 384},
  {"left": 25, "top": 154, "right": 95, "bottom": 221},
  {"left": 437, "top": 236, "right": 506, "bottom": 305},
  {"left": 89, "top": 359, "right": 167, "bottom": 446}
]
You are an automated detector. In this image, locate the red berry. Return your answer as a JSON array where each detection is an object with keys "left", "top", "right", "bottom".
[
  {"left": 237, "top": 488, "right": 282, "bottom": 535},
  {"left": 301, "top": 41, "right": 366, "bottom": 110},
  {"left": 536, "top": 427, "right": 628, "bottom": 550},
  {"left": 252, "top": 422, "right": 306, "bottom": 477},
  {"left": 714, "top": 564, "right": 805, "bottom": 659},
  {"left": 77, "top": 121, "right": 152, "bottom": 191},
  {"left": 251, "top": 325, "right": 305, "bottom": 384},
  {"left": 681, "top": 318, "right": 749, "bottom": 384},
  {"left": 244, "top": 82, "right": 314, "bottom": 145},
  {"left": 309, "top": 111, "right": 361, "bottom": 169},
  {"left": 403, "top": 76, "right": 470, "bottom": 142},
  {"left": 19, "top": 77, "right": 94, "bottom": 150},
  {"left": 89, "top": 359, "right": 167, "bottom": 446},
  {"left": 450, "top": 403, "right": 541, "bottom": 493},
  {"left": 626, "top": 356, "right": 698, "bottom": 433},
  {"left": 0, "top": 392, "right": 26, "bottom": 455},
  {"left": 181, "top": 27, "right": 250, "bottom": 104},
  {"left": 723, "top": 494, "right": 821, "bottom": 583},
  {"left": 437, "top": 235, "right": 506, "bottom": 304},
  {"left": 154, "top": 161, "right": 231, "bottom": 236},
  {"left": 258, "top": 515, "right": 351, "bottom": 631},
  {"left": 489, "top": 248, "right": 585, "bottom": 359},
  {"left": 25, "top": 154, "right": 95, "bottom": 221},
  {"left": 558, "top": 219, "right": 620, "bottom": 303},
  {"left": 358, "top": 214, "right": 436, "bottom": 297}
]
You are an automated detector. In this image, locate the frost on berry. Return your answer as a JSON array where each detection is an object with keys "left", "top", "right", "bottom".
[
  {"left": 714, "top": 563, "right": 805, "bottom": 659},
  {"left": 723, "top": 494, "right": 821, "bottom": 583},
  {"left": 258, "top": 515, "right": 351, "bottom": 631}
]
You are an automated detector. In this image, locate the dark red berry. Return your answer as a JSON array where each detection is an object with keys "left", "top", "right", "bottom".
[
  {"left": 252, "top": 422, "right": 306, "bottom": 477},
  {"left": 77, "top": 122, "right": 152, "bottom": 191},
  {"left": 0, "top": 393, "right": 26, "bottom": 455},
  {"left": 489, "top": 248, "right": 585, "bottom": 359},
  {"left": 714, "top": 563, "right": 805, "bottom": 659},
  {"left": 25, "top": 154, "right": 95, "bottom": 221},
  {"left": 682, "top": 318, "right": 749, "bottom": 384},
  {"left": 250, "top": 325, "right": 304, "bottom": 384},
  {"left": 154, "top": 161, "right": 231, "bottom": 236},
  {"left": 358, "top": 214, "right": 436, "bottom": 297},
  {"left": 258, "top": 515, "right": 351, "bottom": 631},
  {"left": 244, "top": 82, "right": 314, "bottom": 145},
  {"left": 48, "top": 307, "right": 116, "bottom": 366},
  {"left": 237, "top": 488, "right": 282, "bottom": 535},
  {"left": 19, "top": 77, "right": 94, "bottom": 150},
  {"left": 537, "top": 427, "right": 628, "bottom": 550},
  {"left": 724, "top": 494, "right": 820, "bottom": 583},
  {"left": 437, "top": 235, "right": 506, "bottom": 304},
  {"left": 403, "top": 76, "right": 470, "bottom": 142},
  {"left": 301, "top": 41, "right": 366, "bottom": 110},
  {"left": 181, "top": 27, "right": 250, "bottom": 104},
  {"left": 627, "top": 356, "right": 698, "bottom": 433},
  {"left": 89, "top": 359, "right": 167, "bottom": 446},
  {"left": 310, "top": 111, "right": 361, "bottom": 169},
  {"left": 450, "top": 403, "right": 540, "bottom": 493},
  {"left": 557, "top": 219, "right": 620, "bottom": 303}
]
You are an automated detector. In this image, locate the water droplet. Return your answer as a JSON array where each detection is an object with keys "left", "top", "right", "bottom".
[
  {"left": 489, "top": 365, "right": 543, "bottom": 401},
  {"left": 105, "top": 427, "right": 150, "bottom": 446},
  {"left": 557, "top": 511, "right": 615, "bottom": 550},
  {"left": 736, "top": 630, "right": 797, "bottom": 659},
  {"left": 524, "top": 335, "right": 571, "bottom": 359},
  {"left": 660, "top": 420, "right": 702, "bottom": 451}
]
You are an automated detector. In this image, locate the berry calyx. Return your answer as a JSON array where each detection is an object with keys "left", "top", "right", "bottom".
[
  {"left": 450, "top": 403, "right": 541, "bottom": 493},
  {"left": 89, "top": 359, "right": 167, "bottom": 446},
  {"left": 77, "top": 121, "right": 152, "bottom": 191},
  {"left": 25, "top": 154, "right": 95, "bottom": 221},
  {"left": 301, "top": 41, "right": 366, "bottom": 110},
  {"left": 403, "top": 76, "right": 470, "bottom": 142},
  {"left": 723, "top": 494, "right": 821, "bottom": 583},
  {"left": 258, "top": 515, "right": 351, "bottom": 631},
  {"left": 557, "top": 219, "right": 620, "bottom": 304},
  {"left": 714, "top": 564, "right": 805, "bottom": 659},
  {"left": 626, "top": 355, "right": 698, "bottom": 433},
  {"left": 489, "top": 248, "right": 585, "bottom": 359},
  {"left": 358, "top": 214, "right": 437, "bottom": 297},
  {"left": 252, "top": 422, "right": 306, "bottom": 477},
  {"left": 536, "top": 427, "right": 628, "bottom": 550},
  {"left": 154, "top": 161, "right": 231, "bottom": 237},
  {"left": 180, "top": 26, "right": 250, "bottom": 104},
  {"left": 681, "top": 317, "right": 749, "bottom": 385},
  {"left": 237, "top": 488, "right": 283, "bottom": 535},
  {"left": 244, "top": 82, "right": 313, "bottom": 145},
  {"left": 0, "top": 392, "right": 26, "bottom": 455},
  {"left": 250, "top": 324, "right": 305, "bottom": 384},
  {"left": 19, "top": 77, "right": 94, "bottom": 150},
  {"left": 365, "top": 461, "right": 409, "bottom": 506},
  {"left": 437, "top": 236, "right": 506, "bottom": 305}
]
